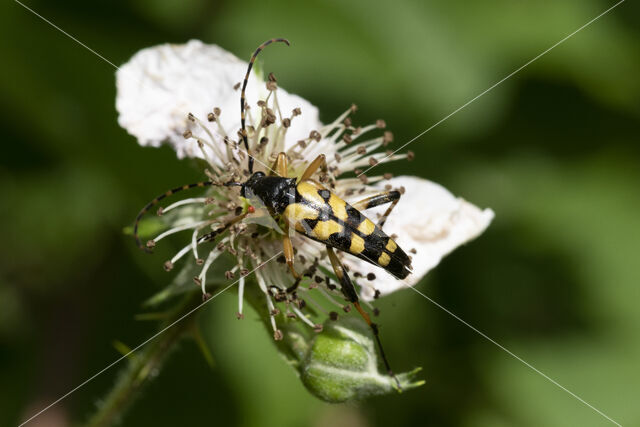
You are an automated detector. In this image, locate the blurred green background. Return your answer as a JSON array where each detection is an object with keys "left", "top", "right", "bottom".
[{"left": 1, "top": 0, "right": 639, "bottom": 426}]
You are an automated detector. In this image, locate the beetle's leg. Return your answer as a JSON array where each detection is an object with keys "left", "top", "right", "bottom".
[
  {"left": 283, "top": 227, "right": 303, "bottom": 293},
  {"left": 326, "top": 246, "right": 401, "bottom": 390},
  {"left": 351, "top": 190, "right": 401, "bottom": 228},
  {"left": 269, "top": 152, "right": 288, "bottom": 177},
  {"left": 299, "top": 154, "right": 327, "bottom": 182}
]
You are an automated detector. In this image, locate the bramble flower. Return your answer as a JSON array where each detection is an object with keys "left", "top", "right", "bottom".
[{"left": 116, "top": 40, "right": 493, "bottom": 400}]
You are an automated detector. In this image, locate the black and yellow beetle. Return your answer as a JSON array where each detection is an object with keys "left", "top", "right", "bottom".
[{"left": 133, "top": 38, "right": 411, "bottom": 386}]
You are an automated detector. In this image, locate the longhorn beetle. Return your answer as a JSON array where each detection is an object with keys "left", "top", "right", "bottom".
[{"left": 133, "top": 38, "right": 412, "bottom": 389}]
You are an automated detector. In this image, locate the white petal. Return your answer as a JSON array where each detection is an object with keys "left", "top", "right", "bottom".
[
  {"left": 343, "top": 176, "right": 494, "bottom": 300},
  {"left": 116, "top": 40, "right": 321, "bottom": 160}
]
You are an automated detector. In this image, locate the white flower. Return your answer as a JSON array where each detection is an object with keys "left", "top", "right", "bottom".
[
  {"left": 342, "top": 176, "right": 494, "bottom": 299},
  {"left": 116, "top": 40, "right": 321, "bottom": 162},
  {"left": 116, "top": 39, "right": 493, "bottom": 343}
]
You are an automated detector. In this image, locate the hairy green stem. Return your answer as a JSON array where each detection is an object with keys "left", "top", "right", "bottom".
[{"left": 85, "top": 293, "right": 201, "bottom": 427}]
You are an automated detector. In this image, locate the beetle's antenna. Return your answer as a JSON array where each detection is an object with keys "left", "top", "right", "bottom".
[
  {"left": 133, "top": 180, "right": 241, "bottom": 253},
  {"left": 240, "top": 38, "right": 290, "bottom": 174}
]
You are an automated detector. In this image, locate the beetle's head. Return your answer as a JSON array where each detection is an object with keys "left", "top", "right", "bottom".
[{"left": 240, "top": 171, "right": 266, "bottom": 197}]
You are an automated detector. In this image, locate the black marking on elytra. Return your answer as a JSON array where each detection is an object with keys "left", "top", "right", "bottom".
[{"left": 318, "top": 189, "right": 331, "bottom": 202}]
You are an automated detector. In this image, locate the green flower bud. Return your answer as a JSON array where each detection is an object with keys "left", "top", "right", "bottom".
[{"left": 298, "top": 317, "right": 424, "bottom": 402}]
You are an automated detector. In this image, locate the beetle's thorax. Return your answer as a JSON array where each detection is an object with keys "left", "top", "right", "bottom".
[{"left": 241, "top": 172, "right": 297, "bottom": 214}]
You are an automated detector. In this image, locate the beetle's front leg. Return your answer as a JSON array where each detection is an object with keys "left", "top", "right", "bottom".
[
  {"left": 299, "top": 154, "right": 327, "bottom": 181},
  {"left": 269, "top": 152, "right": 288, "bottom": 177},
  {"left": 283, "top": 225, "right": 302, "bottom": 293}
]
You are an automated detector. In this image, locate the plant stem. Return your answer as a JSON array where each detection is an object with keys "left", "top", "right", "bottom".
[{"left": 85, "top": 293, "right": 200, "bottom": 427}]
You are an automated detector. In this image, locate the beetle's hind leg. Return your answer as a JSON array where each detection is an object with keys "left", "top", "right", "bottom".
[
  {"left": 351, "top": 190, "right": 401, "bottom": 229},
  {"left": 326, "top": 246, "right": 402, "bottom": 390}
]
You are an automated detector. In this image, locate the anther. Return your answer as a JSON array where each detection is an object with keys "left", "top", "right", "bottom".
[
  {"left": 274, "top": 330, "right": 284, "bottom": 341},
  {"left": 225, "top": 270, "right": 235, "bottom": 280},
  {"left": 407, "top": 151, "right": 415, "bottom": 161},
  {"left": 292, "top": 107, "right": 301, "bottom": 116},
  {"left": 240, "top": 268, "right": 250, "bottom": 276},
  {"left": 374, "top": 289, "right": 381, "bottom": 299},
  {"left": 329, "top": 311, "right": 339, "bottom": 321},
  {"left": 207, "top": 112, "right": 215, "bottom": 122},
  {"left": 298, "top": 140, "right": 307, "bottom": 149},
  {"left": 146, "top": 240, "right": 156, "bottom": 249},
  {"left": 376, "top": 119, "right": 386, "bottom": 129},
  {"left": 268, "top": 72, "right": 277, "bottom": 82},
  {"left": 313, "top": 324, "right": 323, "bottom": 333},
  {"left": 193, "top": 276, "right": 202, "bottom": 286},
  {"left": 237, "top": 312, "right": 244, "bottom": 320},
  {"left": 357, "top": 146, "right": 366, "bottom": 155},
  {"left": 183, "top": 130, "right": 192, "bottom": 139},
  {"left": 367, "top": 272, "right": 376, "bottom": 281},
  {"left": 350, "top": 103, "right": 358, "bottom": 113},
  {"left": 163, "top": 261, "right": 174, "bottom": 271},
  {"left": 282, "top": 118, "right": 291, "bottom": 128},
  {"left": 334, "top": 153, "right": 342, "bottom": 162},
  {"left": 369, "top": 157, "right": 379, "bottom": 166},
  {"left": 156, "top": 207, "right": 164, "bottom": 216},
  {"left": 342, "top": 134, "right": 352, "bottom": 144},
  {"left": 344, "top": 117, "right": 352, "bottom": 127},
  {"left": 310, "top": 130, "right": 321, "bottom": 141},
  {"left": 270, "top": 308, "right": 280, "bottom": 316},
  {"left": 286, "top": 312, "right": 297, "bottom": 319},
  {"left": 384, "top": 173, "right": 393, "bottom": 180},
  {"left": 342, "top": 305, "right": 351, "bottom": 313},
  {"left": 399, "top": 186, "right": 406, "bottom": 195},
  {"left": 383, "top": 131, "right": 394, "bottom": 145},
  {"left": 410, "top": 248, "right": 417, "bottom": 254},
  {"left": 214, "top": 107, "right": 221, "bottom": 117},
  {"left": 196, "top": 258, "right": 205, "bottom": 265},
  {"left": 233, "top": 82, "right": 241, "bottom": 90}
]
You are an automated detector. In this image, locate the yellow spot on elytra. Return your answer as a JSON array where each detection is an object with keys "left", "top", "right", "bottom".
[
  {"left": 328, "top": 194, "right": 348, "bottom": 221},
  {"left": 357, "top": 219, "right": 376, "bottom": 236},
  {"left": 385, "top": 239, "right": 397, "bottom": 253},
  {"left": 297, "top": 181, "right": 325, "bottom": 206},
  {"left": 378, "top": 252, "right": 391, "bottom": 267},
  {"left": 312, "top": 220, "right": 343, "bottom": 240},
  {"left": 283, "top": 203, "right": 318, "bottom": 232},
  {"left": 349, "top": 234, "right": 365, "bottom": 254}
]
